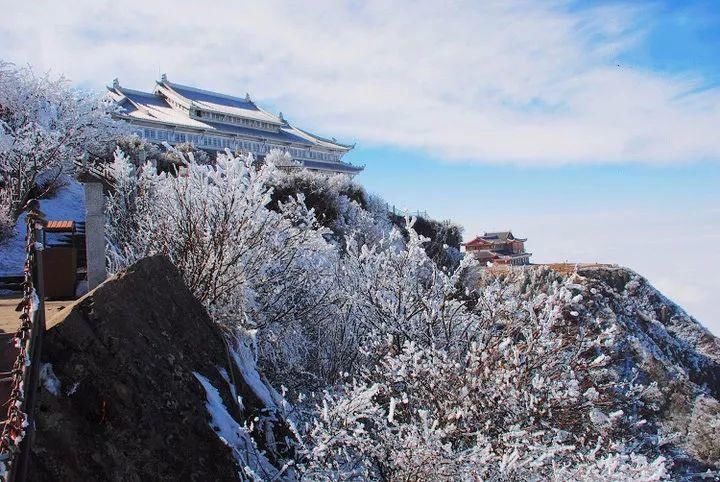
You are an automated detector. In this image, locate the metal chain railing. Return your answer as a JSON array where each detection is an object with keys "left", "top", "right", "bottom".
[{"left": 0, "top": 201, "right": 45, "bottom": 482}]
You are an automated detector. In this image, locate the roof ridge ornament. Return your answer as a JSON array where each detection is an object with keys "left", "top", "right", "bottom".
[
  {"left": 112, "top": 78, "right": 120, "bottom": 89},
  {"left": 161, "top": 73, "right": 168, "bottom": 83},
  {"left": 245, "top": 92, "right": 251, "bottom": 102}
]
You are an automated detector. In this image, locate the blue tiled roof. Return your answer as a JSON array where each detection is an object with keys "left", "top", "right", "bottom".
[
  {"left": 294, "top": 127, "right": 354, "bottom": 149},
  {"left": 301, "top": 159, "right": 363, "bottom": 173},
  {"left": 201, "top": 121, "right": 315, "bottom": 146},
  {"left": 116, "top": 97, "right": 138, "bottom": 114},
  {"left": 166, "top": 82, "right": 259, "bottom": 111},
  {"left": 123, "top": 90, "right": 170, "bottom": 108}
]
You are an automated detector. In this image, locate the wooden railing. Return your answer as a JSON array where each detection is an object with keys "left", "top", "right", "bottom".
[{"left": 0, "top": 201, "right": 47, "bottom": 482}]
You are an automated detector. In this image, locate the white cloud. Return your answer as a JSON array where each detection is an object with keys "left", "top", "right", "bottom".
[
  {"left": 0, "top": 0, "right": 717, "bottom": 330},
  {"left": 1, "top": 0, "right": 719, "bottom": 165}
]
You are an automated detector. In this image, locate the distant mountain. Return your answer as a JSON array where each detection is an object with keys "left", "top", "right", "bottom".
[{"left": 478, "top": 265, "right": 720, "bottom": 477}]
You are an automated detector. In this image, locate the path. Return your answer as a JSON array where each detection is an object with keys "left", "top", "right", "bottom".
[{"left": 1, "top": 296, "right": 70, "bottom": 433}]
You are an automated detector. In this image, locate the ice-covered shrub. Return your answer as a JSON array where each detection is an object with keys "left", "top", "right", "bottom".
[
  {"left": 389, "top": 212, "right": 464, "bottom": 270},
  {"left": 0, "top": 187, "right": 12, "bottom": 242},
  {"left": 106, "top": 148, "right": 336, "bottom": 334},
  {"left": 300, "top": 340, "right": 668, "bottom": 480},
  {"left": 267, "top": 166, "right": 389, "bottom": 245},
  {"left": 106, "top": 146, "right": 708, "bottom": 480},
  {"left": 685, "top": 395, "right": 720, "bottom": 466}
]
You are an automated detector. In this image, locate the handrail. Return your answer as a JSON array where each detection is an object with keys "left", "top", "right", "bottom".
[
  {"left": 0, "top": 201, "right": 46, "bottom": 482},
  {"left": 74, "top": 159, "right": 115, "bottom": 188}
]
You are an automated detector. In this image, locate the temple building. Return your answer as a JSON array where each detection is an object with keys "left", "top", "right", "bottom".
[
  {"left": 464, "top": 231, "right": 531, "bottom": 266},
  {"left": 107, "top": 75, "right": 363, "bottom": 176}
]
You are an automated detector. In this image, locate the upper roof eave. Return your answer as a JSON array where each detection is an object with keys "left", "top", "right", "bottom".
[
  {"left": 464, "top": 236, "right": 491, "bottom": 246},
  {"left": 301, "top": 159, "right": 364, "bottom": 174},
  {"left": 161, "top": 79, "right": 253, "bottom": 106},
  {"left": 158, "top": 80, "right": 284, "bottom": 125},
  {"left": 290, "top": 126, "right": 354, "bottom": 151},
  {"left": 154, "top": 83, "right": 193, "bottom": 109}
]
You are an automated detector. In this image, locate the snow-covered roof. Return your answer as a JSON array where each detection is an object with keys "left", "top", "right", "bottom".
[
  {"left": 107, "top": 77, "right": 354, "bottom": 153},
  {"left": 464, "top": 237, "right": 492, "bottom": 247},
  {"left": 157, "top": 79, "right": 282, "bottom": 125},
  {"left": 286, "top": 125, "right": 354, "bottom": 150},
  {"left": 201, "top": 120, "right": 317, "bottom": 146},
  {"left": 109, "top": 86, "right": 210, "bottom": 129},
  {"left": 301, "top": 159, "right": 363, "bottom": 174},
  {"left": 471, "top": 249, "right": 497, "bottom": 258}
]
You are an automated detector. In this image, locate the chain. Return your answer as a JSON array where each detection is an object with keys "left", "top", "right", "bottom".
[{"left": 0, "top": 202, "right": 43, "bottom": 480}]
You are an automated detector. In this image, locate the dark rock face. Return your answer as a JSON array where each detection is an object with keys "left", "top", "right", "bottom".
[{"left": 30, "top": 256, "right": 241, "bottom": 482}]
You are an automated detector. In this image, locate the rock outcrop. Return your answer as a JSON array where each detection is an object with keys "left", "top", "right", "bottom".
[{"left": 30, "top": 256, "right": 254, "bottom": 481}]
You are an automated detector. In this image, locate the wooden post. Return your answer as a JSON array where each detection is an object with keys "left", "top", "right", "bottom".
[{"left": 32, "top": 223, "right": 46, "bottom": 331}]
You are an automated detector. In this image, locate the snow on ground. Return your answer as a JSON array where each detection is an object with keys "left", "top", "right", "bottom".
[
  {"left": 0, "top": 179, "right": 84, "bottom": 276},
  {"left": 40, "top": 363, "right": 62, "bottom": 396},
  {"left": 193, "top": 372, "right": 281, "bottom": 481},
  {"left": 217, "top": 366, "right": 241, "bottom": 411},
  {"left": 0, "top": 211, "right": 28, "bottom": 276},
  {"left": 229, "top": 338, "right": 281, "bottom": 411}
]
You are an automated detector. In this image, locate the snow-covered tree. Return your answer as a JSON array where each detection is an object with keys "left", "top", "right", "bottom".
[
  {"left": 299, "top": 340, "right": 668, "bottom": 480},
  {"left": 106, "top": 147, "right": 337, "bottom": 333},
  {"left": 0, "top": 183, "right": 12, "bottom": 240},
  {"left": 297, "top": 288, "right": 669, "bottom": 480},
  {"left": 0, "top": 60, "right": 122, "bottom": 233}
]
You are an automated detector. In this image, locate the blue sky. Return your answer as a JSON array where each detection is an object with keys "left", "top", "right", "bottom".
[
  {"left": 616, "top": 2, "right": 720, "bottom": 81},
  {"left": 1, "top": 0, "right": 718, "bottom": 330},
  {"left": 353, "top": 146, "right": 720, "bottom": 219}
]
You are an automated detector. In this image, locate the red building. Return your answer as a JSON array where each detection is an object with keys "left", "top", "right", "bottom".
[{"left": 464, "top": 231, "right": 531, "bottom": 266}]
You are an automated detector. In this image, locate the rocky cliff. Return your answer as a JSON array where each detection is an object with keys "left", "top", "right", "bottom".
[{"left": 29, "top": 256, "right": 285, "bottom": 481}]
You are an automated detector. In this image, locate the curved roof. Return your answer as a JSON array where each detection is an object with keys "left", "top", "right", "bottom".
[
  {"left": 107, "top": 77, "right": 354, "bottom": 153},
  {"left": 301, "top": 159, "right": 363, "bottom": 173},
  {"left": 110, "top": 87, "right": 210, "bottom": 129},
  {"left": 200, "top": 120, "right": 315, "bottom": 145},
  {"left": 464, "top": 232, "right": 528, "bottom": 247},
  {"left": 483, "top": 231, "right": 527, "bottom": 242},
  {"left": 157, "top": 80, "right": 283, "bottom": 125}
]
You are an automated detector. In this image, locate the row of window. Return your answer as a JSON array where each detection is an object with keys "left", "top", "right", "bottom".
[
  {"left": 199, "top": 111, "right": 277, "bottom": 132},
  {"left": 138, "top": 128, "right": 340, "bottom": 162},
  {"left": 287, "top": 147, "right": 338, "bottom": 161}
]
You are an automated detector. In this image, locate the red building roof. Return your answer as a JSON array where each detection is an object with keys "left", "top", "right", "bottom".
[
  {"left": 45, "top": 220, "right": 75, "bottom": 232},
  {"left": 463, "top": 236, "right": 492, "bottom": 248},
  {"left": 464, "top": 231, "right": 527, "bottom": 247}
]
